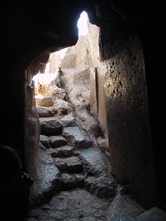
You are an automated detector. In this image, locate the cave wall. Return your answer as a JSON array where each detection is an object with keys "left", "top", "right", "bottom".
[
  {"left": 88, "top": 14, "right": 155, "bottom": 206},
  {"left": 102, "top": 36, "right": 155, "bottom": 207}
]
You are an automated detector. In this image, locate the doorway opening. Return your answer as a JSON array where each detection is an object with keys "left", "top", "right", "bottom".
[{"left": 25, "top": 11, "right": 113, "bottom": 215}]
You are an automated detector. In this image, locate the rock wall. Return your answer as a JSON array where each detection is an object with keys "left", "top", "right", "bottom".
[{"left": 101, "top": 36, "right": 155, "bottom": 207}]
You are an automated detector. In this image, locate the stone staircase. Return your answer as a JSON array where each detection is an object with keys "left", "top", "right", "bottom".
[
  {"left": 36, "top": 87, "right": 116, "bottom": 198},
  {"left": 27, "top": 71, "right": 166, "bottom": 220}
]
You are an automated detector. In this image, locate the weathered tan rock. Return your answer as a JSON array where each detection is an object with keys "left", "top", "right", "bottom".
[
  {"left": 97, "top": 137, "right": 109, "bottom": 155},
  {"left": 36, "top": 96, "right": 54, "bottom": 107}
]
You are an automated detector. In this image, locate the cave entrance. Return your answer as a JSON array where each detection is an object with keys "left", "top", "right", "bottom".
[
  {"left": 32, "top": 10, "right": 108, "bottom": 142},
  {"left": 25, "top": 11, "right": 112, "bottom": 210}
]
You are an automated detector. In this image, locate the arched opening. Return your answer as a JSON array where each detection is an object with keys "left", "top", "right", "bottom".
[{"left": 24, "top": 11, "right": 115, "bottom": 219}]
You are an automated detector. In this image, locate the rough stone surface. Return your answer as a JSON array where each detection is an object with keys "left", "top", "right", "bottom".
[
  {"left": 62, "top": 126, "right": 93, "bottom": 148},
  {"left": 37, "top": 106, "right": 51, "bottom": 117},
  {"left": 77, "top": 146, "right": 111, "bottom": 176},
  {"left": 49, "top": 135, "right": 67, "bottom": 148},
  {"left": 40, "top": 135, "right": 50, "bottom": 148},
  {"left": 59, "top": 113, "right": 77, "bottom": 127},
  {"left": 61, "top": 173, "right": 77, "bottom": 190},
  {"left": 30, "top": 144, "right": 62, "bottom": 207},
  {"left": 39, "top": 117, "right": 62, "bottom": 135},
  {"left": 61, "top": 68, "right": 101, "bottom": 139},
  {"left": 74, "top": 174, "right": 85, "bottom": 187},
  {"left": 65, "top": 156, "right": 83, "bottom": 173},
  {"left": 84, "top": 175, "right": 117, "bottom": 199},
  {"left": 48, "top": 145, "right": 74, "bottom": 158},
  {"left": 27, "top": 189, "right": 111, "bottom": 221},
  {"left": 136, "top": 207, "right": 166, "bottom": 221},
  {"left": 53, "top": 158, "right": 67, "bottom": 173},
  {"left": 106, "top": 193, "right": 145, "bottom": 221}
]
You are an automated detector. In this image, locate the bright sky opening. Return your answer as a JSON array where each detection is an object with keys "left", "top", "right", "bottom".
[{"left": 77, "top": 11, "right": 89, "bottom": 36}]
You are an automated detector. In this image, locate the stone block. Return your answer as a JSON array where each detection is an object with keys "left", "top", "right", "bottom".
[
  {"left": 62, "top": 126, "right": 92, "bottom": 148},
  {"left": 48, "top": 145, "right": 74, "bottom": 158},
  {"left": 61, "top": 173, "right": 76, "bottom": 190},
  {"left": 74, "top": 173, "right": 85, "bottom": 187},
  {"left": 59, "top": 113, "right": 77, "bottom": 127},
  {"left": 53, "top": 158, "right": 67, "bottom": 173},
  {"left": 84, "top": 175, "right": 116, "bottom": 199},
  {"left": 65, "top": 156, "right": 83, "bottom": 173},
  {"left": 36, "top": 96, "right": 54, "bottom": 107},
  {"left": 39, "top": 117, "right": 62, "bottom": 135},
  {"left": 49, "top": 135, "right": 67, "bottom": 148}
]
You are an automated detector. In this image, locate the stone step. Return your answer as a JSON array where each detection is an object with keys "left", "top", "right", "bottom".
[
  {"left": 61, "top": 173, "right": 84, "bottom": 191},
  {"left": 40, "top": 135, "right": 67, "bottom": 148},
  {"left": 37, "top": 106, "right": 58, "bottom": 117},
  {"left": 53, "top": 156, "right": 83, "bottom": 174},
  {"left": 37, "top": 103, "right": 71, "bottom": 118},
  {"left": 62, "top": 126, "right": 93, "bottom": 149},
  {"left": 39, "top": 117, "right": 62, "bottom": 135},
  {"left": 49, "top": 135, "right": 67, "bottom": 148},
  {"left": 58, "top": 113, "right": 77, "bottom": 127},
  {"left": 48, "top": 145, "right": 74, "bottom": 158},
  {"left": 36, "top": 96, "right": 54, "bottom": 107},
  {"left": 77, "top": 146, "right": 111, "bottom": 176}
]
